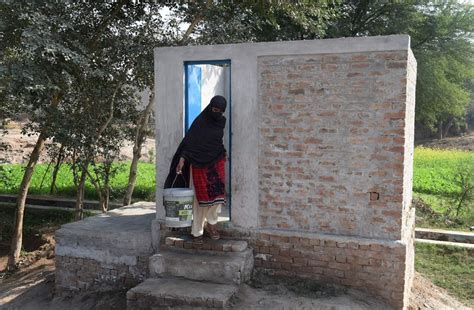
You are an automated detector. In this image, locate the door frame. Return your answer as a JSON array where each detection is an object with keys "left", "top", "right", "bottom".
[{"left": 183, "top": 59, "right": 232, "bottom": 220}]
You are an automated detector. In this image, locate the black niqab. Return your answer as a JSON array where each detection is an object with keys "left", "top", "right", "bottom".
[{"left": 164, "top": 96, "right": 227, "bottom": 189}]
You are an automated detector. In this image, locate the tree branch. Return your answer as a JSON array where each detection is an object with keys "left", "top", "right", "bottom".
[
  {"left": 89, "top": 0, "right": 128, "bottom": 49},
  {"left": 179, "top": 0, "right": 213, "bottom": 44}
]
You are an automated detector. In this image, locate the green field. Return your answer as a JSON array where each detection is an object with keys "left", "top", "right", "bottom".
[
  {"left": 415, "top": 243, "right": 474, "bottom": 307},
  {"left": 413, "top": 147, "right": 474, "bottom": 230},
  {"left": 0, "top": 147, "right": 472, "bottom": 225},
  {"left": 0, "top": 162, "right": 156, "bottom": 202},
  {"left": 413, "top": 147, "right": 474, "bottom": 197}
]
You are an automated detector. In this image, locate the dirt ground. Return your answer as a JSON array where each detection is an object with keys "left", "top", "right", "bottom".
[
  {"left": 0, "top": 128, "right": 156, "bottom": 164},
  {"left": 416, "top": 132, "right": 474, "bottom": 152},
  {"left": 0, "top": 255, "right": 470, "bottom": 310}
]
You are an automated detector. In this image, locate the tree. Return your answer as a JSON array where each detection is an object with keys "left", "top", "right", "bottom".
[
  {"left": 179, "top": 1, "right": 341, "bottom": 44},
  {"left": 123, "top": 90, "right": 154, "bottom": 206},
  {"left": 122, "top": 2, "right": 211, "bottom": 206},
  {"left": 325, "top": 1, "right": 474, "bottom": 138},
  {"left": 1, "top": 1, "right": 85, "bottom": 269},
  {"left": 1, "top": 1, "right": 164, "bottom": 269}
]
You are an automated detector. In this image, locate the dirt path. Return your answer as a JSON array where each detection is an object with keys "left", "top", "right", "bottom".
[
  {"left": 1, "top": 128, "right": 156, "bottom": 164},
  {"left": 416, "top": 132, "right": 474, "bottom": 152},
  {"left": 410, "top": 272, "right": 471, "bottom": 310},
  {"left": 0, "top": 258, "right": 470, "bottom": 310}
]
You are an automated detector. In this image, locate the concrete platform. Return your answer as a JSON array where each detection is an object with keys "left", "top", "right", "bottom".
[
  {"left": 149, "top": 248, "right": 254, "bottom": 285},
  {"left": 126, "top": 278, "right": 238, "bottom": 309},
  {"left": 54, "top": 202, "right": 157, "bottom": 293},
  {"left": 56, "top": 202, "right": 156, "bottom": 260}
]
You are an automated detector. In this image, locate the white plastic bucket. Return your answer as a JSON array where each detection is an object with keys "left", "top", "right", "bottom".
[{"left": 163, "top": 188, "right": 194, "bottom": 227}]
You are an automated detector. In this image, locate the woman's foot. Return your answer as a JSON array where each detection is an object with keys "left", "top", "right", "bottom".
[
  {"left": 206, "top": 223, "right": 220, "bottom": 240},
  {"left": 193, "top": 235, "right": 204, "bottom": 244}
]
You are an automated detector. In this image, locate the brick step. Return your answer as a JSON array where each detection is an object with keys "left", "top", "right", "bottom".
[
  {"left": 126, "top": 277, "right": 238, "bottom": 309},
  {"left": 149, "top": 248, "right": 254, "bottom": 285},
  {"left": 164, "top": 236, "right": 248, "bottom": 252}
]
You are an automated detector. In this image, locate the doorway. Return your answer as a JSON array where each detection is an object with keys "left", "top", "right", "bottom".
[{"left": 184, "top": 60, "right": 231, "bottom": 220}]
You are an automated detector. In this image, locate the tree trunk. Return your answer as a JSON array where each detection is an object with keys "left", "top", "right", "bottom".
[
  {"left": 7, "top": 132, "right": 46, "bottom": 269},
  {"left": 85, "top": 165, "right": 107, "bottom": 213},
  {"left": 50, "top": 145, "right": 64, "bottom": 194},
  {"left": 101, "top": 187, "right": 110, "bottom": 213},
  {"left": 7, "top": 93, "right": 61, "bottom": 270},
  {"left": 123, "top": 90, "right": 154, "bottom": 206},
  {"left": 75, "top": 165, "right": 88, "bottom": 221},
  {"left": 443, "top": 118, "right": 453, "bottom": 139},
  {"left": 438, "top": 121, "right": 443, "bottom": 139}
]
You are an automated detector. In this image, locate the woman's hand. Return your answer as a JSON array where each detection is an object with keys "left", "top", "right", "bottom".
[{"left": 176, "top": 157, "right": 185, "bottom": 174}]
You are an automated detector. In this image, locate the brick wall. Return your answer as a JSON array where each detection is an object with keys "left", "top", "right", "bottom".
[
  {"left": 216, "top": 224, "right": 410, "bottom": 309},
  {"left": 55, "top": 255, "right": 149, "bottom": 293},
  {"left": 256, "top": 50, "right": 416, "bottom": 309},
  {"left": 252, "top": 230, "right": 407, "bottom": 308},
  {"left": 258, "top": 51, "right": 411, "bottom": 240}
]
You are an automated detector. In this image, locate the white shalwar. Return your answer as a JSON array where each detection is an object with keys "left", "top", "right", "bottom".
[{"left": 189, "top": 169, "right": 222, "bottom": 237}]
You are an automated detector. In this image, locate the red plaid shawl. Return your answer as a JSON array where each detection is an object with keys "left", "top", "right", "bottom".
[{"left": 192, "top": 157, "right": 226, "bottom": 207}]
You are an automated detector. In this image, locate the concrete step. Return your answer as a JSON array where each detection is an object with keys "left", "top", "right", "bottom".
[
  {"left": 149, "top": 248, "right": 254, "bottom": 285},
  {"left": 163, "top": 236, "right": 248, "bottom": 252},
  {"left": 126, "top": 278, "right": 238, "bottom": 309}
]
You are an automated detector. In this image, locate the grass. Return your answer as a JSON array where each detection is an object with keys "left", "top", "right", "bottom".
[
  {"left": 414, "top": 193, "right": 474, "bottom": 231},
  {"left": 413, "top": 147, "right": 474, "bottom": 231},
  {"left": 415, "top": 242, "right": 474, "bottom": 307},
  {"left": 0, "top": 162, "right": 156, "bottom": 202}
]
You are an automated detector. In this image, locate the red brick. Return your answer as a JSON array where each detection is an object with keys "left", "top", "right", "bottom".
[
  {"left": 328, "top": 261, "right": 351, "bottom": 271},
  {"left": 335, "top": 242, "right": 347, "bottom": 248},
  {"left": 324, "top": 240, "right": 337, "bottom": 247},
  {"left": 269, "top": 247, "right": 280, "bottom": 255},
  {"left": 289, "top": 237, "right": 300, "bottom": 244},
  {"left": 308, "top": 259, "right": 327, "bottom": 267},
  {"left": 351, "top": 62, "right": 370, "bottom": 69},
  {"left": 277, "top": 256, "right": 293, "bottom": 263},
  {"left": 293, "top": 257, "right": 308, "bottom": 266},
  {"left": 319, "top": 176, "right": 335, "bottom": 182},
  {"left": 299, "top": 238, "right": 310, "bottom": 245},
  {"left": 387, "top": 62, "right": 405, "bottom": 68},
  {"left": 348, "top": 242, "right": 359, "bottom": 249},
  {"left": 290, "top": 250, "right": 302, "bottom": 258}
]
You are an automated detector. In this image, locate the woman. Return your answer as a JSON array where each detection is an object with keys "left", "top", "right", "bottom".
[{"left": 164, "top": 95, "right": 227, "bottom": 243}]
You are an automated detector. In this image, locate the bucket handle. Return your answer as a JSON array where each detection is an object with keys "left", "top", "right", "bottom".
[{"left": 171, "top": 173, "right": 188, "bottom": 188}]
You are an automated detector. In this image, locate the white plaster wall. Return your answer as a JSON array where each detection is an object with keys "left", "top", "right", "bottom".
[
  {"left": 154, "top": 35, "right": 412, "bottom": 229},
  {"left": 198, "top": 64, "right": 231, "bottom": 204},
  {"left": 200, "top": 65, "right": 225, "bottom": 110}
]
